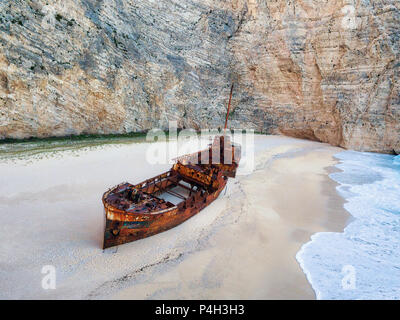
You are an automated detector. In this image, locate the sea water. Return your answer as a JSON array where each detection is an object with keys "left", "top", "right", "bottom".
[{"left": 296, "top": 151, "right": 400, "bottom": 299}]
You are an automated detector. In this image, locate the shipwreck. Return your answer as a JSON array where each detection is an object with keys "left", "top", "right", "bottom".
[{"left": 102, "top": 85, "right": 241, "bottom": 248}]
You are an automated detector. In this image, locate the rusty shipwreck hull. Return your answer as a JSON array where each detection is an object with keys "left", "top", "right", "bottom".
[
  {"left": 102, "top": 84, "right": 240, "bottom": 248},
  {"left": 102, "top": 135, "right": 240, "bottom": 249},
  {"left": 102, "top": 173, "right": 227, "bottom": 248}
]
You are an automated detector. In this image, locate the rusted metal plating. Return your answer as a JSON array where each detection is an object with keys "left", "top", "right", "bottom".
[{"left": 102, "top": 135, "right": 241, "bottom": 248}]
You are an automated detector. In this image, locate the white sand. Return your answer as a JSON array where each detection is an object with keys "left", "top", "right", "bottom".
[{"left": 0, "top": 135, "right": 347, "bottom": 299}]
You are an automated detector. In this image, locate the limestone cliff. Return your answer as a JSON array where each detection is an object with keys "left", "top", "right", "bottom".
[{"left": 0, "top": 0, "right": 399, "bottom": 153}]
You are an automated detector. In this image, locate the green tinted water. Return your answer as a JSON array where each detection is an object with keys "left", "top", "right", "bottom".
[{"left": 0, "top": 133, "right": 150, "bottom": 161}]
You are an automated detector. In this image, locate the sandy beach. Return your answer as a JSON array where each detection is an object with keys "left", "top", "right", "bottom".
[{"left": 0, "top": 135, "right": 349, "bottom": 299}]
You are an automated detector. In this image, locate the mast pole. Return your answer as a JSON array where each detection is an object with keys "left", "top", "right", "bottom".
[{"left": 224, "top": 83, "right": 234, "bottom": 134}]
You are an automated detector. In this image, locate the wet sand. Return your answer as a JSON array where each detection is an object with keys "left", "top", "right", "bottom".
[{"left": 0, "top": 135, "right": 348, "bottom": 299}]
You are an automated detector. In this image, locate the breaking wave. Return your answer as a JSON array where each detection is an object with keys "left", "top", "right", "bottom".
[{"left": 297, "top": 152, "right": 400, "bottom": 299}]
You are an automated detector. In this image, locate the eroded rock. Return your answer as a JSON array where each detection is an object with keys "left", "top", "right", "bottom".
[{"left": 0, "top": 0, "right": 399, "bottom": 153}]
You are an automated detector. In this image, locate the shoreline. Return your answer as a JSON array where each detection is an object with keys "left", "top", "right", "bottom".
[
  {"left": 292, "top": 153, "right": 351, "bottom": 299},
  {"left": 0, "top": 130, "right": 272, "bottom": 145},
  {"left": 238, "top": 143, "right": 350, "bottom": 299},
  {"left": 323, "top": 164, "right": 353, "bottom": 231},
  {"left": 296, "top": 151, "right": 400, "bottom": 299}
]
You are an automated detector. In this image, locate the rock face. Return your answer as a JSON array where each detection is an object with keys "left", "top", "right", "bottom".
[{"left": 0, "top": 0, "right": 399, "bottom": 153}]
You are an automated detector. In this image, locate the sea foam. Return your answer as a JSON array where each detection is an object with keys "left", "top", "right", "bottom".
[{"left": 296, "top": 151, "right": 400, "bottom": 299}]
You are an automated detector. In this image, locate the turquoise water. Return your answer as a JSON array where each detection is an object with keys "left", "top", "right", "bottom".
[{"left": 297, "top": 152, "right": 400, "bottom": 299}]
